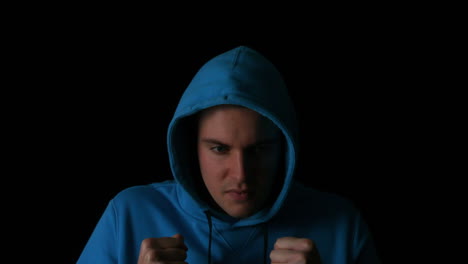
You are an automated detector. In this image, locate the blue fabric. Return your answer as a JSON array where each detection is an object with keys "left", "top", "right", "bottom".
[{"left": 77, "top": 46, "right": 381, "bottom": 263}]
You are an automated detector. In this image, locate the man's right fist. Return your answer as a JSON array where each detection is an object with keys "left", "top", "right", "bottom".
[{"left": 138, "top": 233, "right": 188, "bottom": 264}]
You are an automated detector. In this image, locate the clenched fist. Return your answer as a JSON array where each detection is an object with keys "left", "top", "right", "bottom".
[
  {"left": 138, "top": 233, "right": 188, "bottom": 264},
  {"left": 270, "top": 237, "right": 322, "bottom": 264}
]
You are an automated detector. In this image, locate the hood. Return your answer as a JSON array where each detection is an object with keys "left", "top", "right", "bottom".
[{"left": 167, "top": 46, "right": 299, "bottom": 226}]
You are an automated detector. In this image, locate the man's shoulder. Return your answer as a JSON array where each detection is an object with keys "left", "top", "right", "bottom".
[{"left": 112, "top": 180, "right": 178, "bottom": 203}]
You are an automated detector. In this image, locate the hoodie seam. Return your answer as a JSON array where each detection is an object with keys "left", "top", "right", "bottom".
[
  {"left": 212, "top": 225, "right": 260, "bottom": 257},
  {"left": 352, "top": 210, "right": 367, "bottom": 261},
  {"left": 212, "top": 225, "right": 234, "bottom": 251},
  {"left": 110, "top": 199, "right": 119, "bottom": 249},
  {"left": 230, "top": 46, "right": 242, "bottom": 71}
]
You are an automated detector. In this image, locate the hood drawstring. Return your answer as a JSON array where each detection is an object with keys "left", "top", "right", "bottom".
[
  {"left": 204, "top": 210, "right": 269, "bottom": 264},
  {"left": 204, "top": 211, "right": 213, "bottom": 264},
  {"left": 263, "top": 222, "right": 269, "bottom": 264}
]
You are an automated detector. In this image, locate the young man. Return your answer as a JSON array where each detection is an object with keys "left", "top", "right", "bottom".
[{"left": 77, "top": 46, "right": 381, "bottom": 263}]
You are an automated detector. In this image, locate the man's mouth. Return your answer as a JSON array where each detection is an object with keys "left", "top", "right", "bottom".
[{"left": 225, "top": 189, "right": 251, "bottom": 201}]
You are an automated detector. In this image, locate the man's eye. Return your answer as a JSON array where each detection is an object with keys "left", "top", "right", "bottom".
[
  {"left": 254, "top": 144, "right": 271, "bottom": 152},
  {"left": 211, "top": 145, "right": 229, "bottom": 153}
]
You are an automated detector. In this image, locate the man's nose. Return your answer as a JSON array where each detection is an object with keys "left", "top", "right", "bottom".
[{"left": 229, "top": 151, "right": 248, "bottom": 182}]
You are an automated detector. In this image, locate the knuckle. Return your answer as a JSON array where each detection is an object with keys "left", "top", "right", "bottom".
[
  {"left": 301, "top": 238, "right": 314, "bottom": 252},
  {"left": 269, "top": 249, "right": 276, "bottom": 259},
  {"left": 294, "top": 253, "right": 307, "bottom": 264},
  {"left": 144, "top": 249, "right": 159, "bottom": 262},
  {"left": 141, "top": 237, "right": 154, "bottom": 248}
]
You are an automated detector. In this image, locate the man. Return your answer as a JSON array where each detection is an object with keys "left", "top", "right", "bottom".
[{"left": 77, "top": 46, "right": 381, "bottom": 263}]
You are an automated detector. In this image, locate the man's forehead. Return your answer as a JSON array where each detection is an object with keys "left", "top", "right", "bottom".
[
  {"left": 200, "top": 105, "right": 276, "bottom": 127},
  {"left": 197, "top": 104, "right": 281, "bottom": 139}
]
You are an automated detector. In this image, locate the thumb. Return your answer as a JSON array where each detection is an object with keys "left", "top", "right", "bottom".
[
  {"left": 172, "top": 233, "right": 187, "bottom": 250},
  {"left": 172, "top": 233, "right": 183, "bottom": 240}
]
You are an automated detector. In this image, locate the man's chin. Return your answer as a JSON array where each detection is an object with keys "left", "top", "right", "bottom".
[{"left": 224, "top": 204, "right": 256, "bottom": 219}]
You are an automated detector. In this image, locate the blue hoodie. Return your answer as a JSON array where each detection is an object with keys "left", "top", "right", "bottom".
[{"left": 77, "top": 46, "right": 381, "bottom": 263}]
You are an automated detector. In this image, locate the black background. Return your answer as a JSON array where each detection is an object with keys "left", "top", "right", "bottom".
[{"left": 7, "top": 9, "right": 451, "bottom": 263}]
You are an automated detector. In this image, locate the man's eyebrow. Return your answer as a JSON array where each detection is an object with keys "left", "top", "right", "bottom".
[
  {"left": 199, "top": 138, "right": 227, "bottom": 145},
  {"left": 255, "top": 138, "right": 282, "bottom": 145}
]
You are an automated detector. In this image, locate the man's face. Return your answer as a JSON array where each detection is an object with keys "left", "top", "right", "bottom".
[{"left": 197, "top": 105, "right": 283, "bottom": 218}]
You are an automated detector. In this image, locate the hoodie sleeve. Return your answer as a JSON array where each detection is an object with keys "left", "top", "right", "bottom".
[{"left": 76, "top": 200, "right": 119, "bottom": 264}]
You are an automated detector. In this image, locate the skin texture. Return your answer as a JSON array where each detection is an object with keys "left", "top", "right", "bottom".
[
  {"left": 137, "top": 234, "right": 188, "bottom": 264},
  {"left": 138, "top": 105, "right": 321, "bottom": 263},
  {"left": 270, "top": 237, "right": 322, "bottom": 264},
  {"left": 197, "top": 105, "right": 283, "bottom": 218}
]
